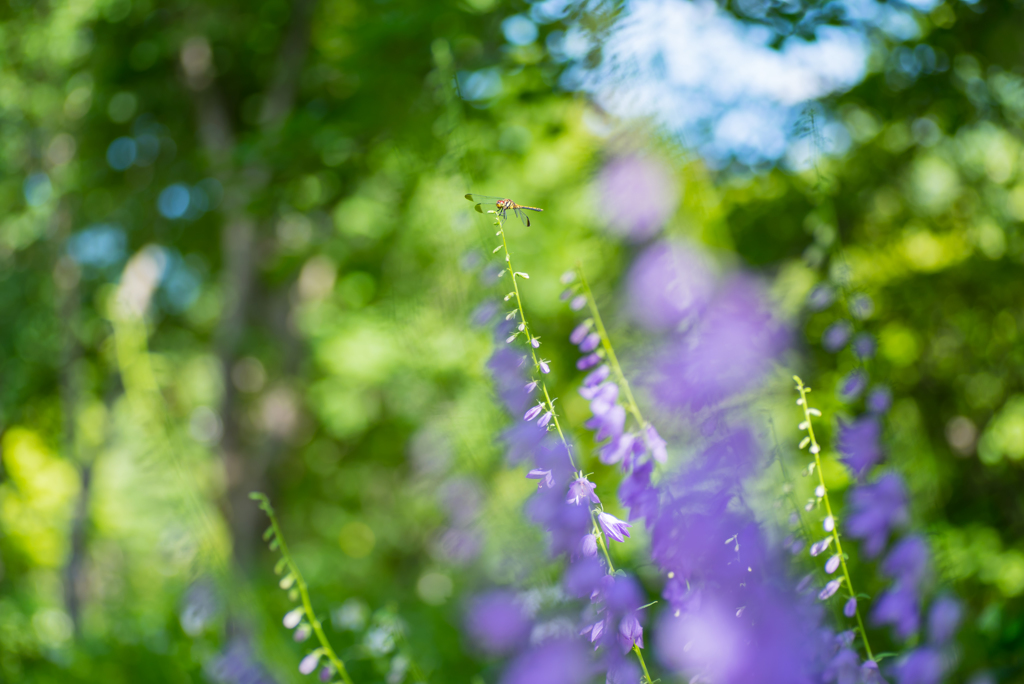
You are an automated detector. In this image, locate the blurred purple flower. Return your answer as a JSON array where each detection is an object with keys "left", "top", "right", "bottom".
[
  {"left": 838, "top": 370, "right": 868, "bottom": 402},
  {"left": 577, "top": 353, "right": 601, "bottom": 370},
  {"left": 499, "top": 638, "right": 592, "bottom": 684},
  {"left": 619, "top": 459, "right": 659, "bottom": 523},
  {"left": 850, "top": 294, "right": 874, "bottom": 319},
  {"left": 822, "top": 321, "right": 853, "bottom": 352},
  {"left": 927, "top": 596, "right": 962, "bottom": 646},
  {"left": 844, "top": 597, "right": 857, "bottom": 618},
  {"left": 837, "top": 416, "right": 883, "bottom": 479},
  {"left": 597, "top": 155, "right": 679, "bottom": 241},
  {"left": 598, "top": 512, "right": 631, "bottom": 542},
  {"left": 818, "top": 579, "right": 842, "bottom": 601},
  {"left": 846, "top": 474, "right": 908, "bottom": 557},
  {"left": 472, "top": 301, "right": 499, "bottom": 326},
  {"left": 527, "top": 469, "right": 555, "bottom": 490},
  {"left": 586, "top": 405, "right": 626, "bottom": 443},
  {"left": 853, "top": 333, "right": 876, "bottom": 359},
  {"left": 649, "top": 276, "right": 787, "bottom": 410},
  {"left": 862, "top": 660, "right": 887, "bottom": 684},
  {"left": 466, "top": 590, "right": 531, "bottom": 655},
  {"left": 618, "top": 614, "right": 644, "bottom": 652},
  {"left": 583, "top": 365, "right": 610, "bottom": 387},
  {"left": 600, "top": 432, "right": 637, "bottom": 466},
  {"left": 570, "top": 295, "right": 587, "bottom": 311},
  {"left": 567, "top": 474, "right": 600, "bottom": 506},
  {"left": 299, "top": 651, "right": 321, "bottom": 675},
  {"left": 807, "top": 284, "right": 835, "bottom": 311},
  {"left": 525, "top": 403, "right": 545, "bottom": 421},
  {"left": 872, "top": 585, "right": 920, "bottom": 639},
  {"left": 868, "top": 386, "right": 893, "bottom": 414},
  {"left": 823, "top": 646, "right": 859, "bottom": 684},
  {"left": 825, "top": 554, "right": 841, "bottom": 574},
  {"left": 626, "top": 240, "right": 715, "bottom": 331},
  {"left": 579, "top": 333, "right": 601, "bottom": 353},
  {"left": 893, "top": 648, "right": 945, "bottom": 684},
  {"left": 882, "top": 536, "right": 931, "bottom": 588},
  {"left": 570, "top": 322, "right": 591, "bottom": 344},
  {"left": 581, "top": 534, "right": 598, "bottom": 558},
  {"left": 645, "top": 425, "right": 668, "bottom": 463}
]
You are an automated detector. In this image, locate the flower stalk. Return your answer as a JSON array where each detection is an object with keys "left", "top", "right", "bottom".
[
  {"left": 792, "top": 377, "right": 876, "bottom": 662},
  {"left": 251, "top": 492, "right": 356, "bottom": 684}
]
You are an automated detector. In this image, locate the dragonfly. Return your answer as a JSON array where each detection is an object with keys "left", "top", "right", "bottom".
[{"left": 465, "top": 194, "right": 543, "bottom": 227}]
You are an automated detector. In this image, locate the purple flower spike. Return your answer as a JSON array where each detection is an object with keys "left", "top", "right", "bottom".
[
  {"left": 822, "top": 321, "right": 853, "bottom": 352},
  {"left": 538, "top": 411, "right": 553, "bottom": 427},
  {"left": 570, "top": 322, "right": 591, "bottom": 345},
  {"left": 618, "top": 614, "right": 644, "bottom": 653},
  {"left": 567, "top": 474, "right": 600, "bottom": 506},
  {"left": 577, "top": 353, "right": 601, "bottom": 370},
  {"left": 645, "top": 425, "right": 668, "bottom": 463},
  {"left": 524, "top": 404, "right": 544, "bottom": 421},
  {"left": 826, "top": 554, "right": 841, "bottom": 574},
  {"left": 598, "top": 512, "right": 631, "bottom": 542},
  {"left": 844, "top": 597, "right": 858, "bottom": 618},
  {"left": 818, "top": 578, "right": 842, "bottom": 601},
  {"left": 579, "top": 332, "right": 601, "bottom": 353},
  {"left": 583, "top": 365, "right": 610, "bottom": 387},
  {"left": 527, "top": 469, "right": 555, "bottom": 490},
  {"left": 570, "top": 295, "right": 587, "bottom": 311},
  {"left": 299, "top": 651, "right": 321, "bottom": 675},
  {"left": 581, "top": 534, "right": 598, "bottom": 558},
  {"left": 538, "top": 359, "right": 551, "bottom": 374}
]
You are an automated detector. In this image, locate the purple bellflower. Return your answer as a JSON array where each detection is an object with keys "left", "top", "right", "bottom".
[
  {"left": 598, "top": 512, "right": 631, "bottom": 542},
  {"left": 597, "top": 155, "right": 679, "bottom": 241},
  {"left": 567, "top": 474, "right": 600, "bottom": 506},
  {"left": 837, "top": 416, "right": 883, "bottom": 479},
  {"left": 465, "top": 590, "right": 531, "bottom": 655},
  {"left": 822, "top": 321, "right": 853, "bottom": 352},
  {"left": 626, "top": 240, "right": 715, "bottom": 331},
  {"left": 845, "top": 474, "right": 908, "bottom": 557}
]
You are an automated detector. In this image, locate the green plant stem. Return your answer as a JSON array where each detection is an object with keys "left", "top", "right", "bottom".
[
  {"left": 495, "top": 214, "right": 576, "bottom": 470},
  {"left": 793, "top": 377, "right": 876, "bottom": 662},
  {"left": 251, "top": 493, "right": 356, "bottom": 684}
]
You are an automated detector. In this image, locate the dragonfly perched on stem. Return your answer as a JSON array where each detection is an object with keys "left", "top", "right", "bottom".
[{"left": 465, "top": 194, "right": 543, "bottom": 227}]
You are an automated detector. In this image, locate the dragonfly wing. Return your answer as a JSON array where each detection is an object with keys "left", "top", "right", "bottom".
[
  {"left": 474, "top": 203, "right": 485, "bottom": 214},
  {"left": 465, "top": 194, "right": 505, "bottom": 203},
  {"left": 513, "top": 207, "right": 531, "bottom": 227}
]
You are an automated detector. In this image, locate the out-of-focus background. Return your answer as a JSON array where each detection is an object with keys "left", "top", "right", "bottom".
[{"left": 2, "top": 0, "right": 1024, "bottom": 681}]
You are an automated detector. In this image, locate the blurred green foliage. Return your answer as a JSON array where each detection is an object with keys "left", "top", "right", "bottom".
[{"left": 2, "top": 0, "right": 1024, "bottom": 681}]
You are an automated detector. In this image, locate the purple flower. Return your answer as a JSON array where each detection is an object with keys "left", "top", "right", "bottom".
[
  {"left": 538, "top": 411, "right": 553, "bottom": 427},
  {"left": 597, "top": 155, "right": 679, "bottom": 241},
  {"left": 818, "top": 578, "right": 842, "bottom": 601},
  {"left": 868, "top": 386, "right": 893, "bottom": 414},
  {"left": 319, "top": 665, "right": 332, "bottom": 682},
  {"left": 853, "top": 332, "right": 876, "bottom": 359},
  {"left": 850, "top": 294, "right": 874, "bottom": 319},
  {"left": 581, "top": 534, "right": 598, "bottom": 558},
  {"left": 625, "top": 240, "right": 715, "bottom": 331},
  {"left": 823, "top": 646, "right": 859, "bottom": 684},
  {"left": 838, "top": 370, "right": 868, "bottom": 402},
  {"left": 539, "top": 359, "right": 551, "bottom": 374},
  {"left": 837, "top": 416, "right": 883, "bottom": 479},
  {"left": 844, "top": 597, "right": 857, "bottom": 618},
  {"left": 810, "top": 537, "right": 834, "bottom": 557},
  {"left": 499, "top": 638, "right": 591, "bottom": 684},
  {"left": 645, "top": 425, "right": 668, "bottom": 463},
  {"left": 649, "top": 276, "right": 787, "bottom": 411},
  {"left": 525, "top": 380, "right": 539, "bottom": 393},
  {"left": 600, "top": 432, "right": 636, "bottom": 466},
  {"left": 618, "top": 459, "right": 659, "bottom": 523},
  {"left": 589, "top": 382, "right": 620, "bottom": 415},
  {"left": 570, "top": 322, "right": 591, "bottom": 345},
  {"left": 570, "top": 295, "right": 587, "bottom": 311},
  {"left": 579, "top": 332, "right": 601, "bottom": 353},
  {"left": 299, "top": 651, "right": 321, "bottom": 675},
  {"left": 822, "top": 321, "right": 853, "bottom": 352},
  {"left": 567, "top": 474, "right": 600, "bottom": 506},
  {"left": 587, "top": 405, "right": 626, "bottom": 443},
  {"left": 825, "top": 554, "right": 841, "bottom": 574},
  {"left": 807, "top": 284, "right": 835, "bottom": 311},
  {"left": 527, "top": 469, "right": 555, "bottom": 490},
  {"left": 583, "top": 365, "right": 610, "bottom": 387},
  {"left": 598, "top": 512, "right": 631, "bottom": 542},
  {"left": 618, "top": 614, "right": 644, "bottom": 652},
  {"left": 846, "top": 474, "right": 908, "bottom": 557},
  {"left": 882, "top": 535, "right": 930, "bottom": 588},
  {"left": 872, "top": 585, "right": 920, "bottom": 639},
  {"left": 465, "top": 590, "right": 531, "bottom": 655},
  {"left": 471, "top": 301, "right": 498, "bottom": 326},
  {"left": 581, "top": 617, "right": 606, "bottom": 645},
  {"left": 927, "top": 596, "right": 962, "bottom": 645},
  {"left": 577, "top": 353, "right": 601, "bottom": 370},
  {"left": 525, "top": 403, "right": 544, "bottom": 421},
  {"left": 893, "top": 647, "right": 945, "bottom": 684},
  {"left": 862, "top": 660, "right": 886, "bottom": 684}
]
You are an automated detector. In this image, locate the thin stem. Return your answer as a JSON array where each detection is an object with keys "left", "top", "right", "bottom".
[
  {"left": 251, "top": 493, "right": 356, "bottom": 684},
  {"left": 495, "top": 214, "right": 576, "bottom": 470},
  {"left": 793, "top": 377, "right": 876, "bottom": 662}
]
